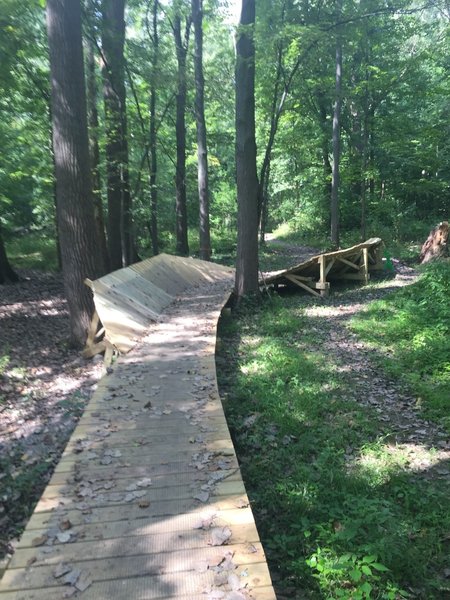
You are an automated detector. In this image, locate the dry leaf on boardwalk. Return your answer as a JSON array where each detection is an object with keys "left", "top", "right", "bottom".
[{"left": 210, "top": 527, "right": 232, "bottom": 546}]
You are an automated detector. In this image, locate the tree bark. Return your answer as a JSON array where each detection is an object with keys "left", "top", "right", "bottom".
[
  {"left": 149, "top": 0, "right": 159, "bottom": 256},
  {"left": 235, "top": 0, "right": 259, "bottom": 297},
  {"left": 192, "top": 0, "right": 211, "bottom": 261},
  {"left": 420, "top": 221, "right": 449, "bottom": 263},
  {"left": 101, "top": 0, "right": 133, "bottom": 269},
  {"left": 331, "top": 12, "right": 342, "bottom": 249},
  {"left": 85, "top": 29, "right": 109, "bottom": 272},
  {"left": 46, "top": 0, "right": 103, "bottom": 347},
  {"left": 173, "top": 15, "right": 190, "bottom": 257},
  {"left": 0, "top": 224, "right": 19, "bottom": 284}
]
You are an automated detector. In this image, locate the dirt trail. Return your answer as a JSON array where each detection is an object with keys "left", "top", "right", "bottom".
[{"left": 265, "top": 237, "right": 450, "bottom": 475}]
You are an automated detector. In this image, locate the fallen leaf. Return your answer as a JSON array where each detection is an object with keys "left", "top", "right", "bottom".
[
  {"left": 194, "top": 491, "right": 210, "bottom": 503},
  {"left": 136, "top": 477, "right": 152, "bottom": 488},
  {"left": 31, "top": 534, "right": 48, "bottom": 547},
  {"left": 53, "top": 563, "right": 72, "bottom": 579},
  {"left": 75, "top": 571, "right": 92, "bottom": 592},
  {"left": 59, "top": 519, "right": 72, "bottom": 531},
  {"left": 63, "top": 568, "right": 81, "bottom": 586},
  {"left": 138, "top": 499, "right": 150, "bottom": 508},
  {"left": 228, "top": 573, "right": 242, "bottom": 591},
  {"left": 210, "top": 527, "right": 232, "bottom": 546}
]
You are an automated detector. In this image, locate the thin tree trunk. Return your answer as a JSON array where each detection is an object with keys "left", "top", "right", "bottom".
[
  {"left": 101, "top": 0, "right": 133, "bottom": 268},
  {"left": 235, "top": 0, "right": 259, "bottom": 297},
  {"left": 46, "top": 0, "right": 103, "bottom": 347},
  {"left": 316, "top": 92, "right": 332, "bottom": 222},
  {"left": 331, "top": 14, "right": 342, "bottom": 249},
  {"left": 149, "top": 0, "right": 159, "bottom": 256},
  {"left": 172, "top": 15, "right": 190, "bottom": 257},
  {"left": 192, "top": 0, "right": 211, "bottom": 261},
  {"left": 0, "top": 224, "right": 19, "bottom": 284},
  {"left": 86, "top": 32, "right": 109, "bottom": 272},
  {"left": 258, "top": 40, "right": 283, "bottom": 245}
]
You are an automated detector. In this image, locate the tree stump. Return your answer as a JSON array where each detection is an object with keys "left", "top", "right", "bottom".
[{"left": 419, "top": 221, "right": 449, "bottom": 263}]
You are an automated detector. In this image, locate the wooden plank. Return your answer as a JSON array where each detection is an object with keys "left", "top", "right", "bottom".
[
  {"left": 8, "top": 531, "right": 264, "bottom": 570},
  {"left": 17, "top": 507, "right": 255, "bottom": 548},
  {"left": 0, "top": 584, "right": 277, "bottom": 600},
  {"left": 1, "top": 552, "right": 272, "bottom": 594}
]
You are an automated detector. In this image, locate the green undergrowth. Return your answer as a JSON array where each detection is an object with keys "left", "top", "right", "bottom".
[
  {"left": 351, "top": 261, "right": 450, "bottom": 431},
  {"left": 6, "top": 232, "right": 58, "bottom": 271},
  {"left": 217, "top": 291, "right": 450, "bottom": 599}
]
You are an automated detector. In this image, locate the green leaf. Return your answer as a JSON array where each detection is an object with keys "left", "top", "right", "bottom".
[
  {"left": 360, "top": 581, "right": 373, "bottom": 594},
  {"left": 350, "top": 568, "right": 362, "bottom": 582},
  {"left": 371, "top": 562, "right": 390, "bottom": 572},
  {"left": 362, "top": 555, "right": 377, "bottom": 564},
  {"left": 361, "top": 564, "right": 373, "bottom": 576}
]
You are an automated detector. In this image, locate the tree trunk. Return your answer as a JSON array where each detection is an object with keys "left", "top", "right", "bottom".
[
  {"left": 46, "top": 0, "right": 104, "bottom": 347},
  {"left": 0, "top": 224, "right": 19, "bottom": 284},
  {"left": 420, "top": 221, "right": 449, "bottom": 263},
  {"left": 235, "top": 0, "right": 259, "bottom": 298},
  {"left": 316, "top": 91, "right": 332, "bottom": 221},
  {"left": 173, "top": 15, "right": 190, "bottom": 257},
  {"left": 192, "top": 0, "right": 211, "bottom": 261},
  {"left": 149, "top": 0, "right": 159, "bottom": 256},
  {"left": 331, "top": 13, "right": 342, "bottom": 249},
  {"left": 101, "top": 0, "right": 133, "bottom": 269},
  {"left": 86, "top": 30, "right": 109, "bottom": 272}
]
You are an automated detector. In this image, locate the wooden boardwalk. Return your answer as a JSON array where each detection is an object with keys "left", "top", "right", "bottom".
[{"left": 0, "top": 259, "right": 276, "bottom": 599}]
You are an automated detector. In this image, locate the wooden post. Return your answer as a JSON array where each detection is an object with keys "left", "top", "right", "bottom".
[
  {"left": 362, "top": 247, "right": 369, "bottom": 284},
  {"left": 317, "top": 255, "right": 330, "bottom": 297}
]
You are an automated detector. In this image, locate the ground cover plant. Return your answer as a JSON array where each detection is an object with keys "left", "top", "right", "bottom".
[
  {"left": 217, "top": 267, "right": 450, "bottom": 599},
  {"left": 351, "top": 262, "right": 450, "bottom": 431}
]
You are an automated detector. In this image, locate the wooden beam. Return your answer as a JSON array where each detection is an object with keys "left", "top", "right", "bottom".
[
  {"left": 324, "top": 258, "right": 335, "bottom": 277},
  {"left": 285, "top": 274, "right": 321, "bottom": 297},
  {"left": 336, "top": 255, "right": 361, "bottom": 271}
]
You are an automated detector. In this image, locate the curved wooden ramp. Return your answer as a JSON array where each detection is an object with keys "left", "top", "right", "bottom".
[
  {"left": 263, "top": 237, "right": 384, "bottom": 296},
  {"left": 0, "top": 260, "right": 277, "bottom": 599}
]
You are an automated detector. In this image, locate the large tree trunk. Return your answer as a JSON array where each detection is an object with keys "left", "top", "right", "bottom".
[
  {"left": 331, "top": 13, "right": 342, "bottom": 249},
  {"left": 192, "top": 0, "right": 211, "bottom": 261},
  {"left": 420, "top": 221, "right": 449, "bottom": 263},
  {"left": 85, "top": 29, "right": 109, "bottom": 272},
  {"left": 0, "top": 224, "right": 19, "bottom": 284},
  {"left": 173, "top": 15, "right": 190, "bottom": 257},
  {"left": 235, "top": 0, "right": 259, "bottom": 298},
  {"left": 102, "top": 0, "right": 133, "bottom": 269},
  {"left": 149, "top": 0, "right": 159, "bottom": 256},
  {"left": 46, "top": 0, "right": 103, "bottom": 347}
]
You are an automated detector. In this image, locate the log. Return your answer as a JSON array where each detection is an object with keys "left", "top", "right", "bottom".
[{"left": 419, "top": 221, "right": 449, "bottom": 263}]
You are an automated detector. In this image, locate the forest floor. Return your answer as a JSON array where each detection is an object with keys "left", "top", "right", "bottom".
[
  {"left": 1, "top": 242, "right": 449, "bottom": 595},
  {"left": 0, "top": 272, "right": 104, "bottom": 570}
]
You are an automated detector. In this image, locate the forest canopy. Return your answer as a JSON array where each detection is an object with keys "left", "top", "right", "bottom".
[{"left": 1, "top": 0, "right": 449, "bottom": 335}]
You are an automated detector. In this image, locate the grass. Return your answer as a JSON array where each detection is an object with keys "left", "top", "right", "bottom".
[
  {"left": 351, "top": 261, "right": 450, "bottom": 431},
  {"left": 6, "top": 231, "right": 59, "bottom": 271},
  {"left": 217, "top": 282, "right": 450, "bottom": 599}
]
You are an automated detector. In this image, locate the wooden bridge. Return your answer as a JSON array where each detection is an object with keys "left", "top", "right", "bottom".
[{"left": 0, "top": 255, "right": 276, "bottom": 600}]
